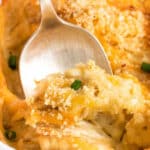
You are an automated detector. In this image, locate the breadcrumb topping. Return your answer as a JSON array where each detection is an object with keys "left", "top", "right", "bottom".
[{"left": 26, "top": 61, "right": 150, "bottom": 149}]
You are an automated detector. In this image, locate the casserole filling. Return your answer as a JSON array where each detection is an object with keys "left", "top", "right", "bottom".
[{"left": 0, "top": 0, "right": 150, "bottom": 149}]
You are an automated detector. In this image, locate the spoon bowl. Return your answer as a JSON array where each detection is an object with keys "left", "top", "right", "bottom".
[{"left": 19, "top": 0, "right": 112, "bottom": 97}]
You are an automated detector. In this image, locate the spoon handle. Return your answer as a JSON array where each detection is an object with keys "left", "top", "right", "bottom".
[{"left": 39, "top": 0, "right": 59, "bottom": 23}]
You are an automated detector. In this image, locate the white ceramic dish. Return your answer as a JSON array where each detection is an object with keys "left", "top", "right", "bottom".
[{"left": 0, "top": 142, "right": 14, "bottom": 150}]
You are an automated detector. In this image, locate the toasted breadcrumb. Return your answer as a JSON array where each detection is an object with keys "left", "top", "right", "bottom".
[
  {"left": 0, "top": 0, "right": 150, "bottom": 149},
  {"left": 27, "top": 61, "right": 150, "bottom": 149}
]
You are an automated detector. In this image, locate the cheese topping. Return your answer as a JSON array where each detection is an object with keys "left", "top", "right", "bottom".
[{"left": 0, "top": 0, "right": 150, "bottom": 149}]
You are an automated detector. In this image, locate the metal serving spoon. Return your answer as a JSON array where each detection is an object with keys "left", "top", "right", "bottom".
[{"left": 19, "top": 0, "right": 112, "bottom": 97}]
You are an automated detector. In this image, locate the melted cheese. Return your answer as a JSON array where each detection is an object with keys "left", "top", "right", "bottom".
[
  {"left": 26, "top": 61, "right": 150, "bottom": 149},
  {"left": 0, "top": 0, "right": 150, "bottom": 150}
]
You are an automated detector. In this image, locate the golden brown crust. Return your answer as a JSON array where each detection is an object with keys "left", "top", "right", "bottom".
[
  {"left": 57, "top": 0, "right": 150, "bottom": 89},
  {"left": 0, "top": 0, "right": 150, "bottom": 150}
]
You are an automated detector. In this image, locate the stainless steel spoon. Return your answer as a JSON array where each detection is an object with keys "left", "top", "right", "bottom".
[{"left": 19, "top": 0, "right": 112, "bottom": 97}]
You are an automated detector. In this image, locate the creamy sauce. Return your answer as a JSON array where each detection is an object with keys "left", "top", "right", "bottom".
[{"left": 0, "top": 0, "right": 150, "bottom": 149}]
